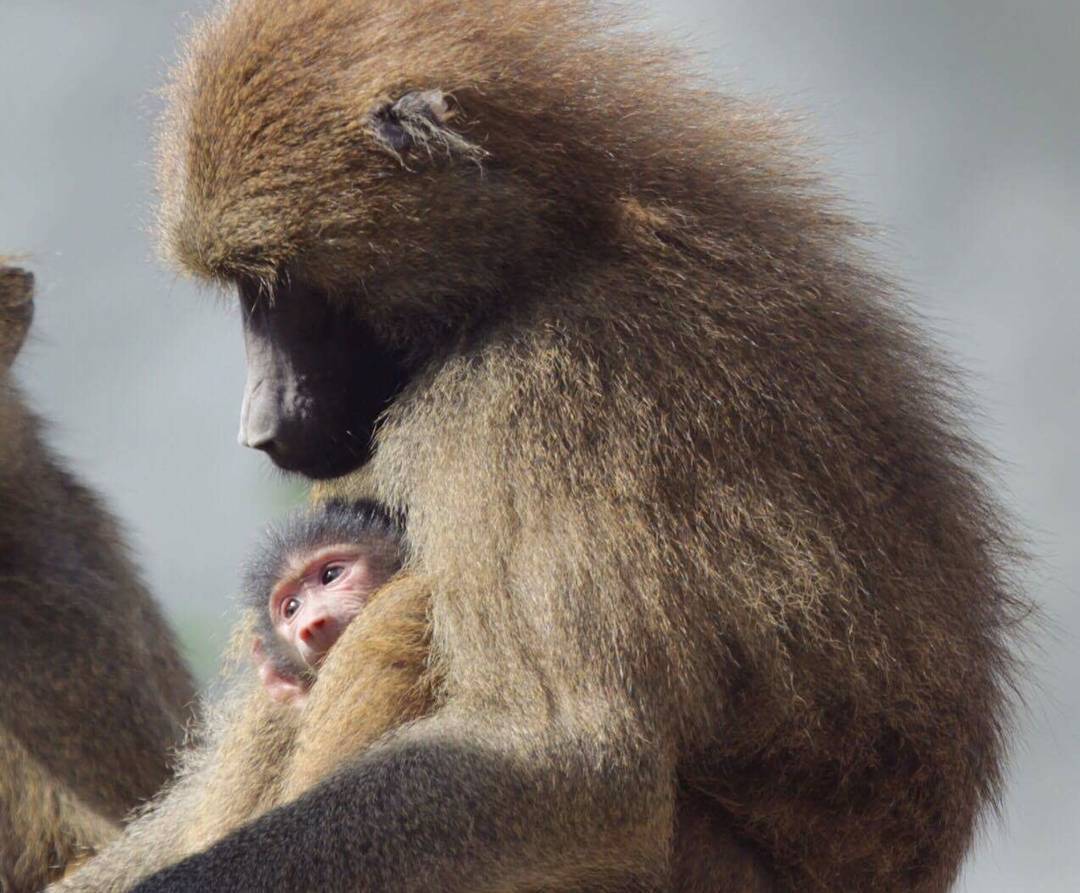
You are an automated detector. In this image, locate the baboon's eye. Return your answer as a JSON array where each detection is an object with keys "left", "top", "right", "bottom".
[
  {"left": 283, "top": 596, "right": 301, "bottom": 619},
  {"left": 320, "top": 564, "right": 345, "bottom": 586}
]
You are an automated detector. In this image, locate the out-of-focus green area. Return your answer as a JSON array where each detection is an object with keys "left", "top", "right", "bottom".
[
  {"left": 174, "top": 612, "right": 227, "bottom": 687},
  {"left": 171, "top": 479, "right": 309, "bottom": 686}
]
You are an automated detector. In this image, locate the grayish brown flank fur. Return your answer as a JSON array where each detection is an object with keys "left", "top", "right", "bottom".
[
  {"left": 55, "top": 1, "right": 1027, "bottom": 890},
  {"left": 0, "top": 262, "right": 195, "bottom": 891}
]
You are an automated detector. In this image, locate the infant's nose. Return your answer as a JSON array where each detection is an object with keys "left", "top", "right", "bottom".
[{"left": 299, "top": 616, "right": 338, "bottom": 652}]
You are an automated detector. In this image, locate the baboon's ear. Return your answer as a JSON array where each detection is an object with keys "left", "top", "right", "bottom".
[
  {"left": 0, "top": 266, "right": 34, "bottom": 369},
  {"left": 370, "top": 89, "right": 484, "bottom": 163}
]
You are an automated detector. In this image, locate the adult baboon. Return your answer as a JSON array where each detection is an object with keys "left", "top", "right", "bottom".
[
  {"left": 0, "top": 263, "right": 195, "bottom": 891},
  {"left": 57, "top": 0, "right": 1026, "bottom": 890}
]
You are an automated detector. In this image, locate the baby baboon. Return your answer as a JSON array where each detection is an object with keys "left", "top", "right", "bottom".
[
  {"left": 0, "top": 263, "right": 194, "bottom": 891},
  {"left": 257, "top": 526, "right": 434, "bottom": 804},
  {"left": 243, "top": 499, "right": 408, "bottom": 706},
  {"left": 55, "top": 508, "right": 434, "bottom": 884},
  {"left": 61, "top": 496, "right": 760, "bottom": 889},
  {"left": 58, "top": 0, "right": 1027, "bottom": 890}
]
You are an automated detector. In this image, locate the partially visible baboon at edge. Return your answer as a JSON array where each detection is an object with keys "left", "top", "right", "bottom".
[
  {"left": 58, "top": 1, "right": 1025, "bottom": 890},
  {"left": 0, "top": 263, "right": 195, "bottom": 891}
]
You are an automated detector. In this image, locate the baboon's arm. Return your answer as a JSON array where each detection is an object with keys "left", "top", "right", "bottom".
[
  {"left": 129, "top": 711, "right": 673, "bottom": 893},
  {"left": 49, "top": 679, "right": 299, "bottom": 893}
]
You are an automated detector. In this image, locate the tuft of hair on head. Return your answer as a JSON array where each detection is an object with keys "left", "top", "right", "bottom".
[
  {"left": 0, "top": 260, "right": 35, "bottom": 370},
  {"left": 0, "top": 261, "right": 34, "bottom": 307}
]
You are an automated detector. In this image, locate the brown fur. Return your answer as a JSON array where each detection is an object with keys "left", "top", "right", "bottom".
[
  {"left": 281, "top": 575, "right": 436, "bottom": 798},
  {"left": 0, "top": 726, "right": 117, "bottom": 892},
  {"left": 62, "top": 566, "right": 763, "bottom": 891},
  {"left": 0, "top": 263, "right": 195, "bottom": 891},
  {"left": 192, "top": 576, "right": 434, "bottom": 843},
  {"left": 58, "top": 1, "right": 1026, "bottom": 890},
  {"left": 0, "top": 265, "right": 33, "bottom": 367},
  {"left": 56, "top": 576, "right": 434, "bottom": 891}
]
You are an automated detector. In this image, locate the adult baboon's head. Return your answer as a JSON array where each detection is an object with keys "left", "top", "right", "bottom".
[{"left": 158, "top": 0, "right": 653, "bottom": 478}]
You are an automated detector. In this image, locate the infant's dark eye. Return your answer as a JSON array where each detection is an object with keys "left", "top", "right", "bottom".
[
  {"left": 283, "top": 596, "right": 301, "bottom": 619},
  {"left": 321, "top": 564, "right": 345, "bottom": 586}
]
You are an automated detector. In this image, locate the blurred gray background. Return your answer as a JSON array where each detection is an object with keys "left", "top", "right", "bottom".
[{"left": 0, "top": 0, "right": 1076, "bottom": 887}]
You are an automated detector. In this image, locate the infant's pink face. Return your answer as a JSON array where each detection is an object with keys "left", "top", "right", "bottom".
[{"left": 270, "top": 545, "right": 382, "bottom": 669}]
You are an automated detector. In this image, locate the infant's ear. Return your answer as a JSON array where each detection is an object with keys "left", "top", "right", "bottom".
[{"left": 252, "top": 638, "right": 307, "bottom": 707}]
